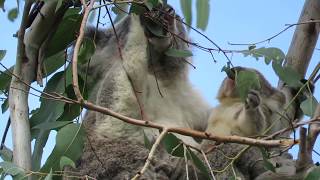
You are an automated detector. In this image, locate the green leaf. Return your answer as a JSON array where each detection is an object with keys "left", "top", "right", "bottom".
[
  {"left": 1, "top": 98, "right": 8, "bottom": 114},
  {"left": 305, "top": 166, "right": 320, "bottom": 180},
  {"left": 30, "top": 71, "right": 68, "bottom": 170},
  {"left": 241, "top": 47, "right": 285, "bottom": 64},
  {"left": 196, "top": 0, "right": 209, "bottom": 31},
  {"left": 41, "top": 124, "right": 85, "bottom": 173},
  {"left": 55, "top": 0, "right": 63, "bottom": 12},
  {"left": 7, "top": 8, "right": 18, "bottom": 22},
  {"left": 47, "top": 8, "right": 82, "bottom": 57},
  {"left": 300, "top": 96, "right": 318, "bottom": 117},
  {"left": 235, "top": 71, "right": 261, "bottom": 101},
  {"left": 165, "top": 48, "right": 193, "bottom": 58},
  {"left": 0, "top": 161, "right": 24, "bottom": 176},
  {"left": 60, "top": 156, "right": 76, "bottom": 170},
  {"left": 129, "top": 4, "right": 147, "bottom": 15},
  {"left": 186, "top": 147, "right": 210, "bottom": 179},
  {"left": 272, "top": 62, "right": 302, "bottom": 88},
  {"left": 0, "top": 50, "right": 6, "bottom": 61},
  {"left": 32, "top": 121, "right": 72, "bottom": 131},
  {"left": 0, "top": 66, "right": 13, "bottom": 92},
  {"left": 259, "top": 148, "right": 276, "bottom": 173},
  {"left": 78, "top": 38, "right": 95, "bottom": 64},
  {"left": 180, "top": 0, "right": 192, "bottom": 27},
  {"left": 42, "top": 51, "right": 66, "bottom": 78},
  {"left": 44, "top": 169, "right": 53, "bottom": 180},
  {"left": 162, "top": 133, "right": 184, "bottom": 157},
  {"left": 0, "top": 146, "right": 13, "bottom": 162},
  {"left": 145, "top": 0, "right": 159, "bottom": 10},
  {"left": 112, "top": 4, "right": 129, "bottom": 23},
  {"left": 0, "top": 0, "right": 5, "bottom": 11}
]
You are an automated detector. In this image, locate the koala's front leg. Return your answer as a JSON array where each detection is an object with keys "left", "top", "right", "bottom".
[{"left": 238, "top": 90, "right": 267, "bottom": 136}]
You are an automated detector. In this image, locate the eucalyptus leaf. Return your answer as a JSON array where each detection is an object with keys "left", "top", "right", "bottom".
[
  {"left": 0, "top": 50, "right": 6, "bottom": 61},
  {"left": 162, "top": 133, "right": 184, "bottom": 157},
  {"left": 78, "top": 38, "right": 95, "bottom": 64},
  {"left": 259, "top": 148, "right": 276, "bottom": 173},
  {"left": 180, "top": 0, "right": 192, "bottom": 27},
  {"left": 44, "top": 169, "right": 53, "bottom": 180},
  {"left": 272, "top": 62, "right": 302, "bottom": 88},
  {"left": 0, "top": 146, "right": 12, "bottom": 162},
  {"left": 41, "top": 124, "right": 85, "bottom": 172},
  {"left": 187, "top": 147, "right": 210, "bottom": 179},
  {"left": 0, "top": 0, "right": 4, "bottom": 11},
  {"left": 7, "top": 8, "right": 18, "bottom": 22},
  {"left": 1, "top": 98, "right": 8, "bottom": 114},
  {"left": 0, "top": 68, "right": 11, "bottom": 92},
  {"left": 165, "top": 48, "right": 193, "bottom": 58},
  {"left": 143, "top": 131, "right": 152, "bottom": 150},
  {"left": 32, "top": 121, "right": 72, "bottom": 131},
  {"left": 196, "top": 0, "right": 209, "bottom": 31},
  {"left": 235, "top": 71, "right": 261, "bottom": 101},
  {"left": 60, "top": 156, "right": 76, "bottom": 170},
  {"left": 47, "top": 8, "right": 82, "bottom": 57},
  {"left": 241, "top": 47, "right": 285, "bottom": 64},
  {"left": 30, "top": 71, "right": 68, "bottom": 171},
  {"left": 0, "top": 161, "right": 24, "bottom": 176},
  {"left": 305, "top": 166, "right": 320, "bottom": 180},
  {"left": 300, "top": 96, "right": 318, "bottom": 117}
]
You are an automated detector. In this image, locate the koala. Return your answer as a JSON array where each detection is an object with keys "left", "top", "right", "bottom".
[
  {"left": 206, "top": 67, "right": 290, "bottom": 137},
  {"left": 72, "top": 4, "right": 211, "bottom": 179}
]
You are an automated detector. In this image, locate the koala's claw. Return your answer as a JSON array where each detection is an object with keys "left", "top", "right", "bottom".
[{"left": 245, "top": 90, "right": 260, "bottom": 109}]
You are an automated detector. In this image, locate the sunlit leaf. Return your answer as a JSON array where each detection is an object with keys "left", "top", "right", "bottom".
[
  {"left": 7, "top": 8, "right": 18, "bottom": 22},
  {"left": 0, "top": 161, "right": 24, "bottom": 176},
  {"left": 300, "top": 96, "right": 318, "bottom": 117},
  {"left": 112, "top": 4, "right": 129, "bottom": 23},
  {"left": 0, "top": 146, "right": 12, "bottom": 162},
  {"left": 60, "top": 156, "right": 75, "bottom": 170},
  {"left": 180, "top": 0, "right": 192, "bottom": 27},
  {"left": 44, "top": 169, "right": 53, "bottom": 180},
  {"left": 272, "top": 62, "right": 302, "bottom": 88},
  {"left": 305, "top": 166, "right": 320, "bottom": 180},
  {"left": 241, "top": 47, "right": 285, "bottom": 64},
  {"left": 165, "top": 48, "right": 193, "bottom": 58},
  {"left": 235, "top": 71, "right": 261, "bottom": 101},
  {"left": 196, "top": 0, "right": 209, "bottom": 31}
]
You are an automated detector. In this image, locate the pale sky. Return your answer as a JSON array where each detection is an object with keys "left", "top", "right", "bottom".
[{"left": 0, "top": 0, "right": 319, "bottom": 167}]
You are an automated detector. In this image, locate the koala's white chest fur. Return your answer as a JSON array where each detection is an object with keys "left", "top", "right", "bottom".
[{"left": 93, "top": 15, "right": 210, "bottom": 147}]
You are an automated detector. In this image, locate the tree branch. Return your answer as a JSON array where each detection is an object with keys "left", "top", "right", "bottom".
[{"left": 9, "top": 0, "right": 33, "bottom": 175}]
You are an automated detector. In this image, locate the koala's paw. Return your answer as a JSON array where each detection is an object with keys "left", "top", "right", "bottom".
[
  {"left": 160, "top": 5, "right": 175, "bottom": 31},
  {"left": 245, "top": 90, "right": 260, "bottom": 109}
]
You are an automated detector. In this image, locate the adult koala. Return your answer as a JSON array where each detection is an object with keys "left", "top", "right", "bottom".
[{"left": 70, "top": 3, "right": 211, "bottom": 179}]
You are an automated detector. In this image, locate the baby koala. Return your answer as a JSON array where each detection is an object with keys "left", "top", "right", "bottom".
[{"left": 206, "top": 67, "right": 289, "bottom": 137}]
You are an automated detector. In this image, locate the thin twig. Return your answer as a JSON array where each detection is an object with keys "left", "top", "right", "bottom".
[
  {"left": 201, "top": 150, "right": 216, "bottom": 180},
  {"left": 131, "top": 128, "right": 168, "bottom": 180},
  {"left": 72, "top": 0, "right": 95, "bottom": 102},
  {"left": 229, "top": 19, "right": 320, "bottom": 46}
]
